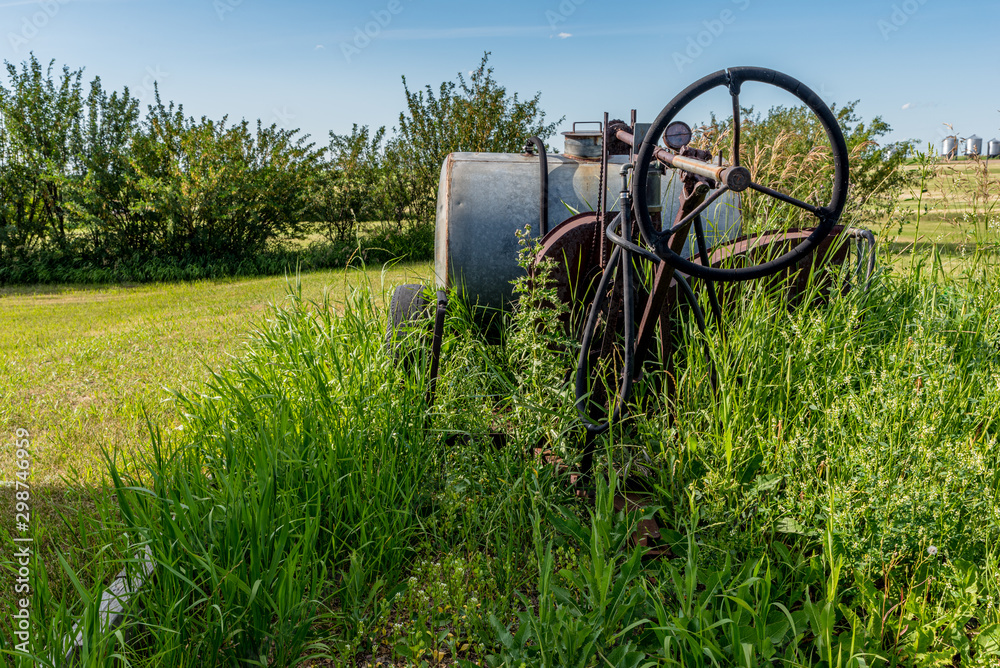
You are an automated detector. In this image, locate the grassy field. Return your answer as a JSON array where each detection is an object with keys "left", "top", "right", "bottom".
[
  {"left": 889, "top": 158, "right": 1000, "bottom": 249},
  {"left": 1, "top": 160, "right": 999, "bottom": 667},
  {"left": 0, "top": 262, "right": 432, "bottom": 628},
  {"left": 0, "top": 263, "right": 433, "bottom": 485}
]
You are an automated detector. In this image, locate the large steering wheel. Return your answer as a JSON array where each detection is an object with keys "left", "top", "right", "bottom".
[{"left": 632, "top": 66, "right": 849, "bottom": 282}]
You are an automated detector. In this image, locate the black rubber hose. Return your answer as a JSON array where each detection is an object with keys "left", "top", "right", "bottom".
[
  {"left": 606, "top": 212, "right": 662, "bottom": 264},
  {"left": 525, "top": 137, "right": 549, "bottom": 236},
  {"left": 575, "top": 246, "right": 622, "bottom": 434},
  {"left": 675, "top": 273, "right": 718, "bottom": 392},
  {"left": 674, "top": 274, "right": 705, "bottom": 332}
]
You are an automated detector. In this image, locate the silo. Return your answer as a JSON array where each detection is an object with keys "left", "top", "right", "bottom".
[
  {"left": 988, "top": 138, "right": 1000, "bottom": 158},
  {"left": 942, "top": 136, "right": 958, "bottom": 159},
  {"left": 966, "top": 135, "right": 983, "bottom": 156}
]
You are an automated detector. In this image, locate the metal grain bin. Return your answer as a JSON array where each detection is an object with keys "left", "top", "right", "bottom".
[
  {"left": 435, "top": 152, "right": 742, "bottom": 308},
  {"left": 942, "top": 136, "right": 958, "bottom": 160},
  {"left": 988, "top": 138, "right": 1000, "bottom": 158},
  {"left": 967, "top": 135, "right": 982, "bottom": 156}
]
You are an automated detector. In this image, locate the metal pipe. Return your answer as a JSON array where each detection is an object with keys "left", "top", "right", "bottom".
[
  {"left": 614, "top": 128, "right": 750, "bottom": 192},
  {"left": 523, "top": 137, "right": 549, "bottom": 236}
]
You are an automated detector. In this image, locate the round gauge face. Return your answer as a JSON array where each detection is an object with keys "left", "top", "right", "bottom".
[{"left": 663, "top": 121, "right": 692, "bottom": 150}]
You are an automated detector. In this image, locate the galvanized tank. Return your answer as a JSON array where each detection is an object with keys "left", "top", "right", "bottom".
[
  {"left": 561, "top": 122, "right": 604, "bottom": 159},
  {"left": 967, "top": 135, "right": 982, "bottom": 156},
  {"left": 988, "top": 138, "right": 1000, "bottom": 158},
  {"left": 942, "top": 136, "right": 958, "bottom": 159},
  {"left": 435, "top": 152, "right": 742, "bottom": 308}
]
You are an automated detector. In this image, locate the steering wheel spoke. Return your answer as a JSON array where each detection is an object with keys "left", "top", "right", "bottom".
[
  {"left": 747, "top": 181, "right": 823, "bottom": 217},
  {"left": 666, "top": 186, "right": 731, "bottom": 236},
  {"left": 731, "top": 90, "right": 741, "bottom": 166}
]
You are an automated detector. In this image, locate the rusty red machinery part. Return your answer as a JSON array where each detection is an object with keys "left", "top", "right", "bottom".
[{"left": 530, "top": 211, "right": 605, "bottom": 312}]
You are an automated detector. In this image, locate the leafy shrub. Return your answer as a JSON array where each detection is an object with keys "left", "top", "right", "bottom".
[
  {"left": 394, "top": 52, "right": 562, "bottom": 226},
  {"left": 311, "top": 124, "right": 387, "bottom": 243},
  {"left": 130, "top": 92, "right": 321, "bottom": 260},
  {"left": 0, "top": 51, "right": 563, "bottom": 284},
  {"left": 0, "top": 56, "right": 84, "bottom": 255}
]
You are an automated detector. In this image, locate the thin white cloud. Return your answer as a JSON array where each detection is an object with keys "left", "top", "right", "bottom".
[
  {"left": 342, "top": 23, "right": 686, "bottom": 43},
  {"left": 902, "top": 103, "right": 912, "bottom": 110},
  {"left": 379, "top": 25, "right": 546, "bottom": 40}
]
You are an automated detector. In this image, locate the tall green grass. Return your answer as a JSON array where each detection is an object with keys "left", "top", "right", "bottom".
[
  {"left": 3, "top": 283, "right": 442, "bottom": 665},
  {"left": 5, "top": 245, "right": 1000, "bottom": 666},
  {"left": 624, "top": 247, "right": 1000, "bottom": 665}
]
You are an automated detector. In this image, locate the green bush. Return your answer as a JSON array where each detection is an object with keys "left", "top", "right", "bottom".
[
  {"left": 0, "top": 52, "right": 565, "bottom": 285},
  {"left": 394, "top": 52, "right": 562, "bottom": 226},
  {"left": 0, "top": 56, "right": 84, "bottom": 256},
  {"left": 128, "top": 92, "right": 322, "bottom": 260}
]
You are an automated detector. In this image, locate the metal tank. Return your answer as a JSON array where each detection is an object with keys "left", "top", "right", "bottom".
[
  {"left": 942, "top": 136, "right": 958, "bottom": 160},
  {"left": 967, "top": 135, "right": 982, "bottom": 156},
  {"left": 561, "top": 122, "right": 604, "bottom": 159},
  {"left": 435, "top": 151, "right": 742, "bottom": 308},
  {"left": 988, "top": 138, "right": 1000, "bottom": 158}
]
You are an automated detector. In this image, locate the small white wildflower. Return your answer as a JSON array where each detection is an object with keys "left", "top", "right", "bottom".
[{"left": 928, "top": 545, "right": 938, "bottom": 556}]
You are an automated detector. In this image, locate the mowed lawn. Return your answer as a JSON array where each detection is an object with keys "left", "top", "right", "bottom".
[{"left": 0, "top": 262, "right": 433, "bottom": 489}]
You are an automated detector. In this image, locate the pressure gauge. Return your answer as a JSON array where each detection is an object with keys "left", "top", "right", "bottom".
[{"left": 663, "top": 121, "right": 692, "bottom": 150}]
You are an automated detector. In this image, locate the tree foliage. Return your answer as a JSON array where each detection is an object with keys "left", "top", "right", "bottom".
[
  {"left": 0, "top": 56, "right": 84, "bottom": 253},
  {"left": 0, "top": 54, "right": 322, "bottom": 274},
  {"left": 394, "top": 52, "right": 562, "bottom": 225},
  {"left": 311, "top": 53, "right": 562, "bottom": 244},
  {"left": 131, "top": 91, "right": 322, "bottom": 259}
]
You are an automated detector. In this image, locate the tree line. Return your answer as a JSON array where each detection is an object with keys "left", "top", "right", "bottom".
[
  {"left": 0, "top": 53, "right": 558, "bottom": 284},
  {"left": 0, "top": 50, "right": 911, "bottom": 286}
]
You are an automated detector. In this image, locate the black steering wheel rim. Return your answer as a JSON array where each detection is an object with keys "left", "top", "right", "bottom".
[{"left": 632, "top": 66, "right": 850, "bottom": 282}]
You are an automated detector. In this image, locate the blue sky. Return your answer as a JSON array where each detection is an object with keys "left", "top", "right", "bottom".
[{"left": 2, "top": 0, "right": 997, "bottom": 152}]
